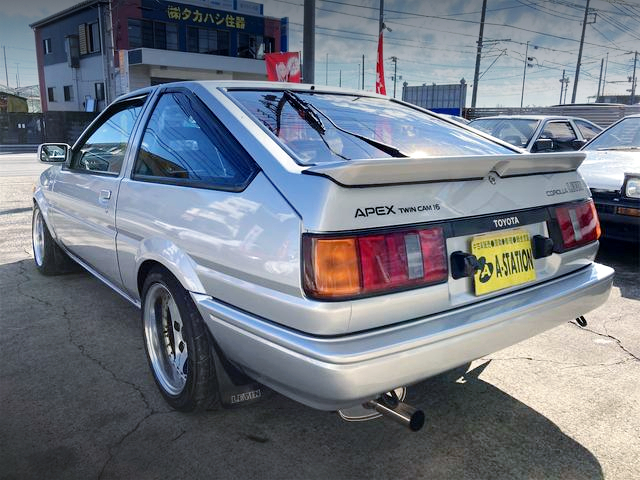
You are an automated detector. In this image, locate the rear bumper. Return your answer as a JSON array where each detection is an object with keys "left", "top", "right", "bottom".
[{"left": 194, "top": 262, "right": 613, "bottom": 411}]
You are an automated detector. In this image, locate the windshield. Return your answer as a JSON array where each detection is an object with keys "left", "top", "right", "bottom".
[
  {"left": 583, "top": 117, "right": 640, "bottom": 151},
  {"left": 469, "top": 118, "right": 540, "bottom": 148},
  {"left": 228, "top": 90, "right": 513, "bottom": 164}
]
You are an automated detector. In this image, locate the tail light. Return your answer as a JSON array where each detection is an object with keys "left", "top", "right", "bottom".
[
  {"left": 303, "top": 226, "right": 447, "bottom": 300},
  {"left": 554, "top": 199, "right": 601, "bottom": 250}
]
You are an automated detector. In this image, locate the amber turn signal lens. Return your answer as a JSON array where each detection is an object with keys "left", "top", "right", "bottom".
[{"left": 310, "top": 238, "right": 360, "bottom": 297}]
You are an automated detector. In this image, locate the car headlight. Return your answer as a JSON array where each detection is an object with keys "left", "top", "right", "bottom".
[{"left": 625, "top": 175, "right": 640, "bottom": 198}]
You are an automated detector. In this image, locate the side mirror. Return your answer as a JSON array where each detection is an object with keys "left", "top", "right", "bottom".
[
  {"left": 533, "top": 138, "right": 554, "bottom": 152},
  {"left": 38, "top": 143, "right": 70, "bottom": 163}
]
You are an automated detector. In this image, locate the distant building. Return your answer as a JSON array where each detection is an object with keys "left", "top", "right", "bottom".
[
  {"left": 0, "top": 91, "right": 29, "bottom": 113},
  {"left": 401, "top": 79, "right": 468, "bottom": 116},
  {"left": 596, "top": 94, "right": 638, "bottom": 105},
  {"left": 31, "top": 0, "right": 289, "bottom": 112}
]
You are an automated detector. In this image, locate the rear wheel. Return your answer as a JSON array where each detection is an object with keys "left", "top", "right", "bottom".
[
  {"left": 141, "top": 268, "right": 219, "bottom": 412},
  {"left": 32, "top": 205, "right": 78, "bottom": 275}
]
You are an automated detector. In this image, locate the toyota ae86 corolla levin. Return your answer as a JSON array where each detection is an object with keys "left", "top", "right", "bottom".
[{"left": 33, "top": 82, "right": 613, "bottom": 431}]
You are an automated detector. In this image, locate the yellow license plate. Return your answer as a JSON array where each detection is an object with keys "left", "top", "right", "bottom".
[{"left": 471, "top": 229, "right": 536, "bottom": 296}]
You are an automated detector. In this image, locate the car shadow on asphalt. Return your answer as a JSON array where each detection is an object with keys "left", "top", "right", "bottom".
[
  {"left": 1, "top": 259, "right": 604, "bottom": 480},
  {"left": 596, "top": 238, "right": 640, "bottom": 300}
]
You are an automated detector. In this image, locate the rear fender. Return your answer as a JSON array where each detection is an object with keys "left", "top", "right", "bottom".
[{"left": 135, "top": 237, "right": 205, "bottom": 295}]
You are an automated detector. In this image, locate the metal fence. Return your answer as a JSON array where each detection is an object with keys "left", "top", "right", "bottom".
[
  {"left": 464, "top": 105, "right": 640, "bottom": 128},
  {"left": 0, "top": 112, "right": 97, "bottom": 147}
]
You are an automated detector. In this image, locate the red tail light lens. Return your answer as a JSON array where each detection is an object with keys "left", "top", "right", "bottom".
[
  {"left": 304, "top": 226, "right": 447, "bottom": 300},
  {"left": 555, "top": 200, "right": 601, "bottom": 250}
]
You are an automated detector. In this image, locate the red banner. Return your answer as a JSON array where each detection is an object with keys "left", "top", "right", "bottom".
[
  {"left": 376, "top": 32, "right": 387, "bottom": 95},
  {"left": 265, "top": 52, "right": 301, "bottom": 83}
]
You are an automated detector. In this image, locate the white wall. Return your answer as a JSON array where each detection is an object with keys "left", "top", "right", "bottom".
[{"left": 44, "top": 55, "right": 105, "bottom": 111}]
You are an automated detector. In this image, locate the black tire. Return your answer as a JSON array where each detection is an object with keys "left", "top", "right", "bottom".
[
  {"left": 32, "top": 204, "right": 79, "bottom": 275},
  {"left": 141, "top": 267, "right": 220, "bottom": 412}
]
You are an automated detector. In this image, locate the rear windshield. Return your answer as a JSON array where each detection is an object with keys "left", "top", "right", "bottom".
[{"left": 227, "top": 90, "right": 513, "bottom": 165}]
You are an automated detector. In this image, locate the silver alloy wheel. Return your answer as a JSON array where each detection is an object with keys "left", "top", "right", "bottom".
[
  {"left": 32, "top": 208, "right": 45, "bottom": 267},
  {"left": 143, "top": 283, "right": 188, "bottom": 395}
]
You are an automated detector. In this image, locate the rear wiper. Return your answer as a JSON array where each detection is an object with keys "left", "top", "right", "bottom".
[
  {"left": 280, "top": 90, "right": 326, "bottom": 135},
  {"left": 282, "top": 90, "right": 408, "bottom": 158},
  {"left": 311, "top": 104, "right": 409, "bottom": 158}
]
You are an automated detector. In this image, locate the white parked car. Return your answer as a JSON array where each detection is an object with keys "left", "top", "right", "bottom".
[
  {"left": 33, "top": 82, "right": 613, "bottom": 431},
  {"left": 469, "top": 115, "right": 603, "bottom": 152},
  {"left": 580, "top": 114, "right": 640, "bottom": 242}
]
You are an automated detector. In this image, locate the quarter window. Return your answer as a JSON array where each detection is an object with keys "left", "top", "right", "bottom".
[
  {"left": 133, "top": 91, "right": 256, "bottom": 190},
  {"left": 539, "top": 121, "right": 578, "bottom": 152},
  {"left": 575, "top": 120, "right": 602, "bottom": 141},
  {"left": 70, "top": 99, "right": 145, "bottom": 174}
]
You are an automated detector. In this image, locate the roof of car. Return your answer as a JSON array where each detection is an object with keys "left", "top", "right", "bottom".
[{"left": 470, "top": 115, "right": 593, "bottom": 121}]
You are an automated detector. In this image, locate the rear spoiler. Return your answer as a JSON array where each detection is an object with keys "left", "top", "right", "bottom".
[{"left": 303, "top": 152, "right": 585, "bottom": 187}]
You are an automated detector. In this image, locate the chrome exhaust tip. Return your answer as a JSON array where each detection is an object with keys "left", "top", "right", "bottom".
[{"left": 365, "top": 392, "right": 425, "bottom": 432}]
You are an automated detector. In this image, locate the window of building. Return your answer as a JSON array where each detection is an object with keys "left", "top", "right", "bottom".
[
  {"left": 64, "top": 85, "right": 74, "bottom": 102},
  {"left": 95, "top": 82, "right": 105, "bottom": 102},
  {"left": 238, "top": 33, "right": 261, "bottom": 58},
  {"left": 187, "top": 27, "right": 229, "bottom": 56},
  {"left": 43, "top": 38, "right": 52, "bottom": 55},
  {"left": 79, "top": 22, "right": 100, "bottom": 55},
  {"left": 88, "top": 22, "right": 100, "bottom": 53},
  {"left": 129, "top": 19, "right": 179, "bottom": 51},
  {"left": 47, "top": 87, "right": 55, "bottom": 102}
]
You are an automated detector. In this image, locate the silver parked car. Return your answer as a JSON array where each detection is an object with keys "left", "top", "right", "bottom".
[
  {"left": 579, "top": 114, "right": 640, "bottom": 242},
  {"left": 33, "top": 82, "right": 613, "bottom": 431},
  {"left": 469, "top": 115, "right": 603, "bottom": 152}
]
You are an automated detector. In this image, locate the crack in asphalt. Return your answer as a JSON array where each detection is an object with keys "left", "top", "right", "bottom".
[
  {"left": 484, "top": 356, "right": 634, "bottom": 369},
  {"left": 569, "top": 320, "right": 640, "bottom": 363},
  {"left": 14, "top": 260, "right": 174, "bottom": 479}
]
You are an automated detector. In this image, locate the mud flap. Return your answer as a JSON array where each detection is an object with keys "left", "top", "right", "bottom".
[{"left": 211, "top": 342, "right": 263, "bottom": 408}]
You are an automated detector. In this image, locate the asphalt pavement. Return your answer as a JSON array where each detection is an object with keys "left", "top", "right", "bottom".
[{"left": 1, "top": 153, "right": 638, "bottom": 480}]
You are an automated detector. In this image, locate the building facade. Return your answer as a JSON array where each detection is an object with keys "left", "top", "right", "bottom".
[{"left": 31, "top": 0, "right": 289, "bottom": 112}]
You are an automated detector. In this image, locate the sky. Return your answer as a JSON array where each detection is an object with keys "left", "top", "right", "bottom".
[{"left": 1, "top": 0, "right": 639, "bottom": 107}]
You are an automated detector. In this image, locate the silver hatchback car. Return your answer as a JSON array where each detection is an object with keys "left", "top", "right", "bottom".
[{"left": 33, "top": 82, "right": 613, "bottom": 431}]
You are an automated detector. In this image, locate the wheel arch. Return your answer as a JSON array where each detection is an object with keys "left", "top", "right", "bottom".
[{"left": 134, "top": 238, "right": 206, "bottom": 299}]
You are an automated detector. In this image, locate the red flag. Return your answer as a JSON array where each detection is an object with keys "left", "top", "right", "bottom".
[
  {"left": 376, "top": 32, "right": 387, "bottom": 95},
  {"left": 265, "top": 52, "right": 301, "bottom": 83}
]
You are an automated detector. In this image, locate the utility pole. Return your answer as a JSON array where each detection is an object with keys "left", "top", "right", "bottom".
[
  {"left": 362, "top": 54, "right": 365, "bottom": 91},
  {"left": 339, "top": 70, "right": 342, "bottom": 87},
  {"left": 596, "top": 58, "right": 604, "bottom": 100},
  {"left": 602, "top": 52, "right": 608, "bottom": 97},
  {"left": 2, "top": 46, "right": 8, "bottom": 87},
  {"left": 471, "top": 0, "right": 487, "bottom": 108},
  {"left": 302, "top": 0, "right": 315, "bottom": 83},
  {"left": 520, "top": 41, "right": 529, "bottom": 108},
  {"left": 559, "top": 70, "right": 565, "bottom": 104},
  {"left": 564, "top": 77, "right": 570, "bottom": 104},
  {"left": 325, "top": 53, "right": 328, "bottom": 85},
  {"left": 631, "top": 51, "right": 638, "bottom": 105},
  {"left": 390, "top": 56, "right": 398, "bottom": 98},
  {"left": 571, "top": 0, "right": 591, "bottom": 103}
]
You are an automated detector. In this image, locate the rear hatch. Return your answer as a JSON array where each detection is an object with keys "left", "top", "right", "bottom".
[{"left": 299, "top": 152, "right": 599, "bottom": 334}]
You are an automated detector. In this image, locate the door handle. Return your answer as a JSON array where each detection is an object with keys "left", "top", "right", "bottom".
[{"left": 99, "top": 189, "right": 112, "bottom": 201}]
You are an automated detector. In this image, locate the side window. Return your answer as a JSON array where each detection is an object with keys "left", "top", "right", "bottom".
[
  {"left": 133, "top": 92, "right": 257, "bottom": 190},
  {"left": 71, "top": 100, "right": 144, "bottom": 174},
  {"left": 575, "top": 120, "right": 601, "bottom": 141},
  {"left": 539, "top": 121, "right": 578, "bottom": 151}
]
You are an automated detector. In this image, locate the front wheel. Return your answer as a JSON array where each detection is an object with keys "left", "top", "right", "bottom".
[
  {"left": 32, "top": 204, "right": 78, "bottom": 275},
  {"left": 141, "top": 268, "right": 219, "bottom": 412}
]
